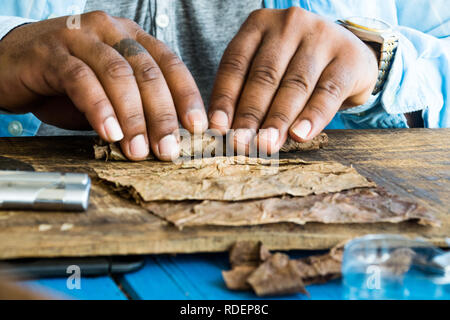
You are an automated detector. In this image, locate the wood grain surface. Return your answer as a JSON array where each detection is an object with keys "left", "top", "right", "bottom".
[{"left": 0, "top": 129, "right": 448, "bottom": 259}]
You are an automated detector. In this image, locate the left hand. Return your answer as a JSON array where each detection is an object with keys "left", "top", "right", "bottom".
[{"left": 208, "top": 8, "right": 379, "bottom": 154}]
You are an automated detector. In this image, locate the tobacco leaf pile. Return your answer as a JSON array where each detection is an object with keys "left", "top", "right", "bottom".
[
  {"left": 222, "top": 241, "right": 417, "bottom": 297},
  {"left": 93, "top": 133, "right": 438, "bottom": 229},
  {"left": 222, "top": 241, "right": 343, "bottom": 296}
]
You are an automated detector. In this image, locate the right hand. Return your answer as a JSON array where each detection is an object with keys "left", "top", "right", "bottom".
[{"left": 0, "top": 11, "right": 207, "bottom": 161}]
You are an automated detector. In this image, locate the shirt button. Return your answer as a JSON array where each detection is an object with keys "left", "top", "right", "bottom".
[
  {"left": 156, "top": 14, "right": 170, "bottom": 28},
  {"left": 8, "top": 120, "right": 23, "bottom": 136}
]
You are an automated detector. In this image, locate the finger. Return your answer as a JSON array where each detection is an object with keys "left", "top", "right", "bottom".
[
  {"left": 289, "top": 59, "right": 351, "bottom": 142},
  {"left": 111, "top": 38, "right": 181, "bottom": 161},
  {"left": 232, "top": 34, "right": 300, "bottom": 153},
  {"left": 231, "top": 33, "right": 300, "bottom": 127},
  {"left": 52, "top": 52, "right": 124, "bottom": 143},
  {"left": 136, "top": 32, "right": 207, "bottom": 134},
  {"left": 208, "top": 19, "right": 264, "bottom": 134},
  {"left": 70, "top": 39, "right": 150, "bottom": 161},
  {"left": 257, "top": 41, "right": 333, "bottom": 154}
]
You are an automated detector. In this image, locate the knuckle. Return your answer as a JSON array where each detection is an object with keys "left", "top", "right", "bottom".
[
  {"left": 249, "top": 63, "right": 279, "bottom": 87},
  {"left": 219, "top": 52, "right": 248, "bottom": 77},
  {"left": 159, "top": 51, "right": 184, "bottom": 72},
  {"left": 138, "top": 33, "right": 158, "bottom": 48},
  {"left": 105, "top": 59, "right": 134, "bottom": 79},
  {"left": 64, "top": 62, "right": 92, "bottom": 83},
  {"left": 281, "top": 73, "right": 311, "bottom": 94},
  {"left": 268, "top": 106, "right": 292, "bottom": 124},
  {"left": 85, "top": 10, "right": 113, "bottom": 24},
  {"left": 248, "top": 8, "right": 266, "bottom": 21},
  {"left": 307, "top": 104, "right": 328, "bottom": 120},
  {"left": 314, "top": 19, "right": 329, "bottom": 35},
  {"left": 123, "top": 111, "right": 145, "bottom": 128},
  {"left": 136, "top": 63, "right": 161, "bottom": 83},
  {"left": 286, "top": 6, "right": 305, "bottom": 17},
  {"left": 152, "top": 111, "right": 178, "bottom": 125},
  {"left": 245, "top": 9, "right": 269, "bottom": 31},
  {"left": 211, "top": 89, "right": 235, "bottom": 107},
  {"left": 119, "top": 17, "right": 140, "bottom": 29},
  {"left": 92, "top": 97, "right": 110, "bottom": 110},
  {"left": 134, "top": 27, "right": 151, "bottom": 42},
  {"left": 176, "top": 87, "right": 199, "bottom": 101},
  {"left": 269, "top": 109, "right": 291, "bottom": 124},
  {"left": 236, "top": 105, "right": 265, "bottom": 125},
  {"left": 283, "top": 7, "right": 304, "bottom": 29},
  {"left": 316, "top": 79, "right": 343, "bottom": 100}
]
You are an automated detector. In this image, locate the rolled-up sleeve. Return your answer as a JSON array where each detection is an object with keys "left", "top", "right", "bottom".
[{"left": 380, "top": 25, "right": 450, "bottom": 128}]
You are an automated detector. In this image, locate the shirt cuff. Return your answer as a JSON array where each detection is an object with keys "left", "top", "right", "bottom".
[
  {"left": 378, "top": 33, "right": 430, "bottom": 115},
  {"left": 339, "top": 93, "right": 381, "bottom": 116},
  {"left": 0, "top": 16, "right": 36, "bottom": 41}
]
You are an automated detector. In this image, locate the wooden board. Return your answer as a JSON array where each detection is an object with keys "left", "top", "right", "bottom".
[{"left": 0, "top": 129, "right": 448, "bottom": 260}]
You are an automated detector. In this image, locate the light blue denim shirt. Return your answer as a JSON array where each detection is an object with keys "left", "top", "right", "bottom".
[{"left": 0, "top": 0, "right": 449, "bottom": 137}]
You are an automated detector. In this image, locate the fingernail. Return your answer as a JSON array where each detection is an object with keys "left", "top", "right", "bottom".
[
  {"left": 210, "top": 110, "right": 229, "bottom": 128},
  {"left": 158, "top": 134, "right": 180, "bottom": 161},
  {"left": 292, "top": 119, "right": 312, "bottom": 140},
  {"left": 258, "top": 127, "right": 279, "bottom": 151},
  {"left": 187, "top": 109, "right": 208, "bottom": 132},
  {"left": 104, "top": 117, "right": 124, "bottom": 142},
  {"left": 234, "top": 129, "right": 253, "bottom": 146},
  {"left": 130, "top": 134, "right": 149, "bottom": 158},
  {"left": 234, "top": 129, "right": 255, "bottom": 155}
]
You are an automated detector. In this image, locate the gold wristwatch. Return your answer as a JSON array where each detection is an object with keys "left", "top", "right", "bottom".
[{"left": 337, "top": 17, "right": 399, "bottom": 95}]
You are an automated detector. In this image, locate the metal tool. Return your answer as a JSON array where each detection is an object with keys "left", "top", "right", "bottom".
[
  {"left": 0, "top": 256, "right": 145, "bottom": 279},
  {"left": 0, "top": 171, "right": 91, "bottom": 211}
]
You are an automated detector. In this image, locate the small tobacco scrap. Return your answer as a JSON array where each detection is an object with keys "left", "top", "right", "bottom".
[
  {"left": 223, "top": 241, "right": 272, "bottom": 291},
  {"left": 247, "top": 253, "right": 309, "bottom": 296},
  {"left": 380, "top": 247, "right": 415, "bottom": 276},
  {"left": 222, "top": 241, "right": 344, "bottom": 297},
  {"left": 229, "top": 241, "right": 272, "bottom": 268}
]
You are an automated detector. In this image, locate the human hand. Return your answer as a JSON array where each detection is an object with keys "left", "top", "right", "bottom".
[
  {"left": 209, "top": 8, "right": 378, "bottom": 154},
  {"left": 0, "top": 11, "right": 207, "bottom": 161}
]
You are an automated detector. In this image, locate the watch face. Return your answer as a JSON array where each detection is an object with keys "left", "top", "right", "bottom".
[{"left": 344, "top": 17, "right": 392, "bottom": 33}]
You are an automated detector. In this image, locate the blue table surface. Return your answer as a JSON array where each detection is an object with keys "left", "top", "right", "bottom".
[{"left": 18, "top": 251, "right": 450, "bottom": 300}]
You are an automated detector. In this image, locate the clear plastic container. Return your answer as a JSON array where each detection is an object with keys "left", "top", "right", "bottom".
[{"left": 342, "top": 234, "right": 450, "bottom": 300}]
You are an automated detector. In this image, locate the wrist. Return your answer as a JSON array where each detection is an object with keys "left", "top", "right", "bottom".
[{"left": 336, "top": 17, "right": 399, "bottom": 95}]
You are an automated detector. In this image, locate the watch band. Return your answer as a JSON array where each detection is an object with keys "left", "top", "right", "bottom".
[
  {"left": 372, "top": 36, "right": 398, "bottom": 95},
  {"left": 336, "top": 19, "right": 399, "bottom": 96}
]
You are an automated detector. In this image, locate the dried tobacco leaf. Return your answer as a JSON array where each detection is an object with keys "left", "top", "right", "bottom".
[
  {"left": 247, "top": 253, "right": 309, "bottom": 297},
  {"left": 144, "top": 188, "right": 438, "bottom": 229},
  {"left": 222, "top": 241, "right": 345, "bottom": 297},
  {"left": 380, "top": 248, "right": 415, "bottom": 276},
  {"left": 229, "top": 241, "right": 271, "bottom": 268},
  {"left": 95, "top": 156, "right": 375, "bottom": 202},
  {"left": 222, "top": 266, "right": 256, "bottom": 291},
  {"left": 294, "top": 246, "right": 343, "bottom": 285}
]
